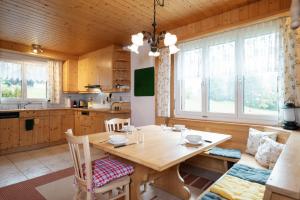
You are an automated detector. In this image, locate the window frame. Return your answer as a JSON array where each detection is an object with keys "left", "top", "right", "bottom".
[
  {"left": 0, "top": 58, "right": 49, "bottom": 103},
  {"left": 174, "top": 29, "right": 280, "bottom": 125}
]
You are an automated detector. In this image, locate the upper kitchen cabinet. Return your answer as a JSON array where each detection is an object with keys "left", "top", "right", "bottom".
[
  {"left": 63, "top": 59, "right": 78, "bottom": 93},
  {"left": 63, "top": 45, "right": 130, "bottom": 93}
]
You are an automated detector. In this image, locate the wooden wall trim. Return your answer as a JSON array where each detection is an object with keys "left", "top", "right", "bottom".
[
  {"left": 0, "top": 39, "right": 78, "bottom": 61},
  {"left": 169, "top": 0, "right": 290, "bottom": 43}
]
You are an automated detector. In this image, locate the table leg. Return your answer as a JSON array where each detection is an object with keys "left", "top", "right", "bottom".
[
  {"left": 153, "top": 164, "right": 190, "bottom": 200},
  {"left": 130, "top": 164, "right": 149, "bottom": 200}
]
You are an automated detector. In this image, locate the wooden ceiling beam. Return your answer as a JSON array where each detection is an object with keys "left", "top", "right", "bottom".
[{"left": 0, "top": 39, "right": 78, "bottom": 61}]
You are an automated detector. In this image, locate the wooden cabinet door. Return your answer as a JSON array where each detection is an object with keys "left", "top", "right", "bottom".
[
  {"left": 0, "top": 118, "right": 20, "bottom": 150},
  {"left": 77, "top": 58, "right": 89, "bottom": 92},
  {"left": 61, "top": 114, "right": 74, "bottom": 139},
  {"left": 63, "top": 59, "right": 78, "bottom": 92},
  {"left": 91, "top": 115, "right": 104, "bottom": 133},
  {"left": 49, "top": 115, "right": 62, "bottom": 142},
  {"left": 33, "top": 116, "right": 50, "bottom": 144},
  {"left": 19, "top": 118, "right": 34, "bottom": 147}
]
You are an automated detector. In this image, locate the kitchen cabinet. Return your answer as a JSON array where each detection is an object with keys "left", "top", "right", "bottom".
[
  {"left": 64, "top": 45, "right": 130, "bottom": 93},
  {"left": 77, "top": 45, "right": 114, "bottom": 92},
  {"left": 20, "top": 111, "right": 50, "bottom": 147},
  {"left": 61, "top": 113, "right": 75, "bottom": 139},
  {"left": 33, "top": 116, "right": 50, "bottom": 144},
  {"left": 63, "top": 59, "right": 78, "bottom": 93},
  {"left": 0, "top": 118, "right": 19, "bottom": 150},
  {"left": 50, "top": 110, "right": 74, "bottom": 142},
  {"left": 49, "top": 115, "right": 62, "bottom": 142},
  {"left": 74, "top": 110, "right": 129, "bottom": 136}
]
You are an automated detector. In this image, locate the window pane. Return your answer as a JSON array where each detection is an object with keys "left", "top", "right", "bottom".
[
  {"left": 0, "top": 61, "right": 22, "bottom": 98},
  {"left": 208, "top": 42, "right": 235, "bottom": 113},
  {"left": 243, "top": 34, "right": 278, "bottom": 116},
  {"left": 179, "top": 49, "right": 202, "bottom": 112},
  {"left": 25, "top": 62, "right": 48, "bottom": 99}
]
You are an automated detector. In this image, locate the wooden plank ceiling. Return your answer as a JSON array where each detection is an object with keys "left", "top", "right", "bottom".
[{"left": 0, "top": 0, "right": 257, "bottom": 55}]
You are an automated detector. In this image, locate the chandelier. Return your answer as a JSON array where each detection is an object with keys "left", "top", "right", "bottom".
[{"left": 128, "top": 0, "right": 179, "bottom": 57}]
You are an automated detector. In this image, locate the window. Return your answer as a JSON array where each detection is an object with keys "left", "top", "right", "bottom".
[
  {"left": 175, "top": 19, "right": 282, "bottom": 124},
  {"left": 0, "top": 61, "right": 22, "bottom": 98},
  {"left": 178, "top": 49, "right": 203, "bottom": 112},
  {"left": 243, "top": 34, "right": 278, "bottom": 116},
  {"left": 0, "top": 55, "right": 49, "bottom": 101},
  {"left": 208, "top": 42, "right": 236, "bottom": 114}
]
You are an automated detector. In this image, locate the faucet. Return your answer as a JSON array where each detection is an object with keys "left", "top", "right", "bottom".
[{"left": 23, "top": 102, "right": 32, "bottom": 109}]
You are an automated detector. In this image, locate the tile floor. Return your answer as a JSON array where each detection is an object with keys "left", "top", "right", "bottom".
[{"left": 0, "top": 144, "right": 104, "bottom": 188}]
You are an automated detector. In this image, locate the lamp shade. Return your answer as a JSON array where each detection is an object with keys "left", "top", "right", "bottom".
[
  {"left": 131, "top": 32, "right": 144, "bottom": 46},
  {"left": 169, "top": 44, "right": 180, "bottom": 54},
  {"left": 128, "top": 44, "right": 139, "bottom": 54},
  {"left": 164, "top": 32, "right": 177, "bottom": 46}
]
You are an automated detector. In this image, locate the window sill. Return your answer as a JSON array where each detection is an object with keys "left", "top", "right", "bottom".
[{"left": 174, "top": 113, "right": 279, "bottom": 126}]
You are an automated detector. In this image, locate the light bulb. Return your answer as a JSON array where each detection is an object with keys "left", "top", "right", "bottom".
[
  {"left": 169, "top": 45, "right": 180, "bottom": 54},
  {"left": 148, "top": 51, "right": 160, "bottom": 57},
  {"left": 128, "top": 44, "right": 139, "bottom": 54},
  {"left": 164, "top": 32, "right": 177, "bottom": 46},
  {"left": 131, "top": 32, "right": 144, "bottom": 46}
]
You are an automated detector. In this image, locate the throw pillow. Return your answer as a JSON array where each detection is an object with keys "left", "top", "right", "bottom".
[
  {"left": 255, "top": 137, "right": 285, "bottom": 169},
  {"left": 246, "top": 128, "right": 277, "bottom": 155}
]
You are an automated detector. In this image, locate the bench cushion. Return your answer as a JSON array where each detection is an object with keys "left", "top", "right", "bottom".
[
  {"left": 210, "top": 175, "right": 265, "bottom": 200},
  {"left": 238, "top": 153, "right": 267, "bottom": 170},
  {"left": 201, "top": 192, "right": 225, "bottom": 200},
  {"left": 228, "top": 163, "right": 271, "bottom": 185},
  {"left": 209, "top": 147, "right": 241, "bottom": 159}
]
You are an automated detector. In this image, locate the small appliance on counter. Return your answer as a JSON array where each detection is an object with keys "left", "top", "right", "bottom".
[
  {"left": 72, "top": 100, "right": 78, "bottom": 108},
  {"left": 79, "top": 100, "right": 87, "bottom": 108},
  {"left": 64, "top": 97, "right": 71, "bottom": 108}
]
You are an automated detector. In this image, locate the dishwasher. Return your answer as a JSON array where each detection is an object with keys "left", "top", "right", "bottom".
[{"left": 0, "top": 112, "right": 20, "bottom": 119}]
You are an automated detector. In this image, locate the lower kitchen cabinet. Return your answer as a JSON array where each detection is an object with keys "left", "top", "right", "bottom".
[
  {"left": 49, "top": 115, "right": 62, "bottom": 142},
  {"left": 0, "top": 109, "right": 128, "bottom": 154},
  {"left": 50, "top": 110, "right": 75, "bottom": 142},
  {"left": 74, "top": 111, "right": 130, "bottom": 136},
  {"left": 0, "top": 118, "right": 20, "bottom": 150},
  {"left": 20, "top": 115, "right": 50, "bottom": 147}
]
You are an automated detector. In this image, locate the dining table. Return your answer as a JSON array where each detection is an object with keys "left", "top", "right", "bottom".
[{"left": 89, "top": 125, "right": 231, "bottom": 200}]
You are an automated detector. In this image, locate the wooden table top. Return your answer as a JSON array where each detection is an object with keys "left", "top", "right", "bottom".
[{"left": 89, "top": 125, "right": 231, "bottom": 171}]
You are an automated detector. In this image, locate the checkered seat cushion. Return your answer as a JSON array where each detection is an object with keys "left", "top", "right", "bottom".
[{"left": 83, "top": 158, "right": 134, "bottom": 188}]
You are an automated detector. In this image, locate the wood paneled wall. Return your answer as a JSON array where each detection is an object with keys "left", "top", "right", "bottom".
[
  {"left": 170, "top": 0, "right": 291, "bottom": 42},
  {"left": 0, "top": 39, "right": 78, "bottom": 61}
]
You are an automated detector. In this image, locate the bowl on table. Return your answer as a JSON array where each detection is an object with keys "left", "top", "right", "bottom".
[
  {"left": 185, "top": 134, "right": 203, "bottom": 145},
  {"left": 173, "top": 124, "right": 186, "bottom": 132},
  {"left": 109, "top": 134, "right": 128, "bottom": 145}
]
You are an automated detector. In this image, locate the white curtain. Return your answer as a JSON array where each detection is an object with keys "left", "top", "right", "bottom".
[
  {"left": 48, "top": 60, "right": 62, "bottom": 104},
  {"left": 157, "top": 48, "right": 171, "bottom": 117}
]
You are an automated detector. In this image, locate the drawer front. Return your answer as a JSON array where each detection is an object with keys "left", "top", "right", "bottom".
[{"left": 20, "top": 110, "right": 49, "bottom": 118}]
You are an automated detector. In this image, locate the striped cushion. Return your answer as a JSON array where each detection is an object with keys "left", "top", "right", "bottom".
[{"left": 84, "top": 158, "right": 134, "bottom": 188}]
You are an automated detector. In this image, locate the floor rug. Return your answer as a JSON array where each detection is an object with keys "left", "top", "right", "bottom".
[{"left": 0, "top": 167, "right": 74, "bottom": 200}]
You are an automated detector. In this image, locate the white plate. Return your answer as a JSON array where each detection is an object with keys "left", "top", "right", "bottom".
[
  {"left": 184, "top": 139, "right": 203, "bottom": 145},
  {"left": 108, "top": 138, "right": 129, "bottom": 145}
]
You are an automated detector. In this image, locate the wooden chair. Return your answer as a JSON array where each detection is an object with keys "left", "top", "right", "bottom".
[
  {"left": 65, "top": 130, "right": 132, "bottom": 200},
  {"left": 105, "top": 118, "right": 130, "bottom": 132}
]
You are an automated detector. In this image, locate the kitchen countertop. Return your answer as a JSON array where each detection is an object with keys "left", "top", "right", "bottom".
[{"left": 0, "top": 107, "right": 131, "bottom": 114}]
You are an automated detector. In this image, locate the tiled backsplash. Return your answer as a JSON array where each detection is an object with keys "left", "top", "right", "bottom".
[{"left": 0, "top": 92, "right": 131, "bottom": 110}]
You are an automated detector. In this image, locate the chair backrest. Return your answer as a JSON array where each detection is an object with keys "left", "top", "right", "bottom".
[
  {"left": 65, "top": 130, "right": 92, "bottom": 189},
  {"left": 105, "top": 118, "right": 130, "bottom": 132}
]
